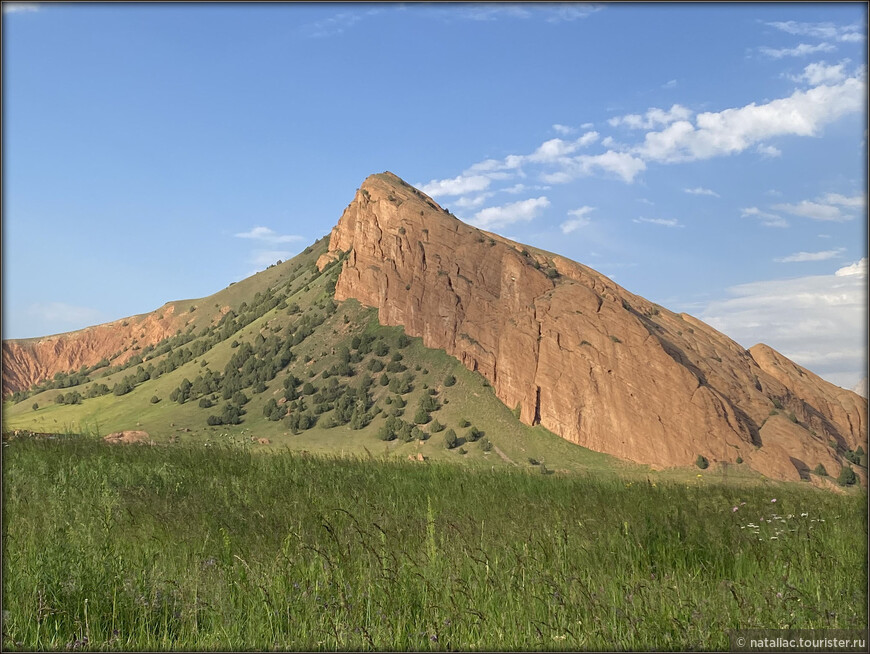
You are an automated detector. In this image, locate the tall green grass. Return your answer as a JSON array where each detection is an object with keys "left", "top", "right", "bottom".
[{"left": 2, "top": 436, "right": 866, "bottom": 650}]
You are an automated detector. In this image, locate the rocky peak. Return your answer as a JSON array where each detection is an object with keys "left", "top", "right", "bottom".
[{"left": 321, "top": 172, "right": 867, "bottom": 484}]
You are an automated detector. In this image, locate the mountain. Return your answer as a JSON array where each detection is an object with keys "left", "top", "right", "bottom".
[{"left": 3, "top": 172, "right": 866, "bottom": 484}]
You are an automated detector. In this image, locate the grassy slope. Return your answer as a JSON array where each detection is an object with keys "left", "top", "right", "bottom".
[
  {"left": 0, "top": 237, "right": 807, "bottom": 488},
  {"left": 2, "top": 436, "right": 865, "bottom": 651}
]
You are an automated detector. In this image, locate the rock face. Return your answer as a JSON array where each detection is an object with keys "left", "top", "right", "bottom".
[
  {"left": 2, "top": 305, "right": 186, "bottom": 396},
  {"left": 321, "top": 172, "right": 867, "bottom": 482}
]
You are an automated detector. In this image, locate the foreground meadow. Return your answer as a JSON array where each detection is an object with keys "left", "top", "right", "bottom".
[{"left": 2, "top": 435, "right": 866, "bottom": 651}]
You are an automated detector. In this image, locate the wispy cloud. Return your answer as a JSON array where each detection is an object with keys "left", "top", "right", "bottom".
[
  {"left": 560, "top": 206, "right": 595, "bottom": 233},
  {"left": 632, "top": 217, "right": 682, "bottom": 227},
  {"left": 234, "top": 226, "right": 305, "bottom": 243},
  {"left": 540, "top": 150, "right": 646, "bottom": 184},
  {"left": 822, "top": 192, "right": 866, "bottom": 209},
  {"left": 767, "top": 20, "right": 864, "bottom": 43},
  {"left": 741, "top": 207, "right": 789, "bottom": 228},
  {"left": 305, "top": 11, "right": 365, "bottom": 38},
  {"left": 759, "top": 42, "right": 836, "bottom": 59},
  {"left": 635, "top": 71, "right": 866, "bottom": 163},
  {"left": 774, "top": 247, "right": 845, "bottom": 263},
  {"left": 787, "top": 60, "right": 849, "bottom": 85},
  {"left": 471, "top": 196, "right": 550, "bottom": 229},
  {"left": 756, "top": 143, "right": 782, "bottom": 158},
  {"left": 608, "top": 104, "right": 692, "bottom": 130},
  {"left": 700, "top": 258, "right": 867, "bottom": 388},
  {"left": 773, "top": 199, "right": 853, "bottom": 222},
  {"left": 2, "top": 3, "right": 40, "bottom": 14},
  {"left": 662, "top": 79, "right": 678, "bottom": 89},
  {"left": 552, "top": 124, "right": 576, "bottom": 135},
  {"left": 419, "top": 174, "right": 492, "bottom": 197},
  {"left": 451, "top": 3, "right": 602, "bottom": 23},
  {"left": 684, "top": 187, "right": 720, "bottom": 198}
]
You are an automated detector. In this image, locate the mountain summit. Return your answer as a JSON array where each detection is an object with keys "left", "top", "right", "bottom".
[
  {"left": 2, "top": 172, "right": 866, "bottom": 484},
  {"left": 316, "top": 172, "right": 866, "bottom": 482}
]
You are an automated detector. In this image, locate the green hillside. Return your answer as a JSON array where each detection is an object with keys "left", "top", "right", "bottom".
[{"left": 3, "top": 237, "right": 774, "bottom": 485}]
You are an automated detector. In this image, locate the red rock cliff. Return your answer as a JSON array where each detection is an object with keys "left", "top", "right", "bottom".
[
  {"left": 2, "top": 306, "right": 185, "bottom": 396},
  {"left": 319, "top": 172, "right": 867, "bottom": 482}
]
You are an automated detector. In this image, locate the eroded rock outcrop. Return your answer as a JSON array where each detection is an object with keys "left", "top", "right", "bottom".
[
  {"left": 2, "top": 305, "right": 186, "bottom": 395},
  {"left": 321, "top": 172, "right": 867, "bottom": 482}
]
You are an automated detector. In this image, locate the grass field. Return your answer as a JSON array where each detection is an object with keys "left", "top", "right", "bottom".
[{"left": 2, "top": 434, "right": 866, "bottom": 651}]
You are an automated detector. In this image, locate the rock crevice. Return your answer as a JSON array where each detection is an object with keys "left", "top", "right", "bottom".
[{"left": 320, "top": 171, "right": 867, "bottom": 482}]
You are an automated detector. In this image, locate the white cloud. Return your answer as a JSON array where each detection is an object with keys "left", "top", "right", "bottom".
[
  {"left": 552, "top": 124, "right": 576, "bottom": 135},
  {"left": 700, "top": 264, "right": 867, "bottom": 387},
  {"left": 774, "top": 248, "right": 845, "bottom": 263},
  {"left": 542, "top": 150, "right": 646, "bottom": 184},
  {"left": 580, "top": 122, "right": 595, "bottom": 129},
  {"left": 633, "top": 217, "right": 682, "bottom": 227},
  {"left": 2, "top": 3, "right": 40, "bottom": 13},
  {"left": 756, "top": 143, "right": 782, "bottom": 158},
  {"left": 835, "top": 257, "right": 868, "bottom": 277},
  {"left": 544, "top": 4, "right": 603, "bottom": 23},
  {"left": 527, "top": 132, "right": 600, "bottom": 163},
  {"left": 759, "top": 42, "right": 836, "bottom": 59},
  {"left": 773, "top": 200, "right": 845, "bottom": 221},
  {"left": 662, "top": 79, "right": 678, "bottom": 89},
  {"left": 608, "top": 104, "right": 693, "bottom": 129},
  {"left": 306, "top": 11, "right": 365, "bottom": 38},
  {"left": 560, "top": 206, "right": 595, "bottom": 233},
  {"left": 456, "top": 5, "right": 532, "bottom": 21},
  {"left": 471, "top": 196, "right": 550, "bottom": 229},
  {"left": 822, "top": 192, "right": 866, "bottom": 209},
  {"left": 767, "top": 20, "right": 864, "bottom": 43},
  {"left": 788, "top": 60, "right": 849, "bottom": 85},
  {"left": 684, "top": 187, "right": 720, "bottom": 197},
  {"left": 26, "top": 302, "right": 105, "bottom": 328},
  {"left": 234, "top": 226, "right": 304, "bottom": 243},
  {"left": 636, "top": 73, "right": 866, "bottom": 163},
  {"left": 419, "top": 174, "right": 492, "bottom": 197},
  {"left": 740, "top": 207, "right": 789, "bottom": 228},
  {"left": 454, "top": 192, "right": 494, "bottom": 209}
]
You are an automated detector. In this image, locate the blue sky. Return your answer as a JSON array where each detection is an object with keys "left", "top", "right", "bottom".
[{"left": 3, "top": 2, "right": 867, "bottom": 388}]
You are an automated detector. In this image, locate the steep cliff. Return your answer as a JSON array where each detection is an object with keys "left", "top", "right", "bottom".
[
  {"left": 319, "top": 172, "right": 867, "bottom": 482},
  {"left": 2, "top": 306, "right": 186, "bottom": 395}
]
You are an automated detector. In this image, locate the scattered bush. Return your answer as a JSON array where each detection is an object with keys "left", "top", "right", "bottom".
[
  {"left": 696, "top": 455, "right": 709, "bottom": 470},
  {"left": 813, "top": 463, "right": 828, "bottom": 476},
  {"left": 444, "top": 374, "right": 456, "bottom": 387},
  {"left": 838, "top": 465, "right": 857, "bottom": 486},
  {"left": 444, "top": 429, "right": 458, "bottom": 449}
]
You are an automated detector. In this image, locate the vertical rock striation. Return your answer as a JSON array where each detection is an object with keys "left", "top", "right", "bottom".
[{"left": 320, "top": 171, "right": 867, "bottom": 482}]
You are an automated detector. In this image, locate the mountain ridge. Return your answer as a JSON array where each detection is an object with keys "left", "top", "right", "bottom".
[
  {"left": 3, "top": 171, "right": 866, "bottom": 484},
  {"left": 317, "top": 171, "right": 866, "bottom": 482}
]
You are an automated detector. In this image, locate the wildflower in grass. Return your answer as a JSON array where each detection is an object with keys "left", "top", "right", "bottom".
[
  {"left": 732, "top": 506, "right": 739, "bottom": 512},
  {"left": 771, "top": 498, "right": 777, "bottom": 503}
]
